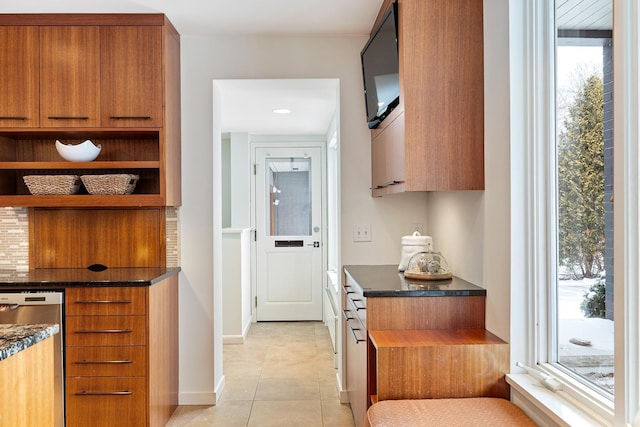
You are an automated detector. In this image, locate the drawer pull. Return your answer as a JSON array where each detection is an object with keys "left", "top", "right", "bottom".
[
  {"left": 75, "top": 391, "right": 133, "bottom": 396},
  {"left": 47, "top": 116, "right": 89, "bottom": 120},
  {"left": 349, "top": 326, "right": 366, "bottom": 344},
  {"left": 109, "top": 116, "right": 152, "bottom": 120},
  {"left": 342, "top": 308, "right": 354, "bottom": 321},
  {"left": 342, "top": 286, "right": 355, "bottom": 295},
  {"left": 75, "top": 329, "right": 133, "bottom": 334},
  {"left": 0, "top": 116, "right": 27, "bottom": 120},
  {"left": 351, "top": 299, "right": 366, "bottom": 311},
  {"left": 74, "top": 359, "right": 133, "bottom": 365},
  {"left": 75, "top": 300, "right": 133, "bottom": 304}
]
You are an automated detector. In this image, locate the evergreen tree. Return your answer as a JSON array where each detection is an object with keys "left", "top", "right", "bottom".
[{"left": 557, "top": 74, "right": 605, "bottom": 278}]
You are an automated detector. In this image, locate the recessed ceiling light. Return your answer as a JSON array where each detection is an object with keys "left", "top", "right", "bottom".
[{"left": 273, "top": 108, "right": 291, "bottom": 114}]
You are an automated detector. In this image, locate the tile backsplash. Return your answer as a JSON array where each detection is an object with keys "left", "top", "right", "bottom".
[
  {"left": 0, "top": 207, "right": 29, "bottom": 271},
  {"left": 0, "top": 207, "right": 180, "bottom": 270}
]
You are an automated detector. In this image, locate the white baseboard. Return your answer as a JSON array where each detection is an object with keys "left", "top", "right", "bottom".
[
  {"left": 336, "top": 372, "right": 349, "bottom": 404},
  {"left": 178, "top": 391, "right": 217, "bottom": 406},
  {"left": 223, "top": 335, "right": 245, "bottom": 344},
  {"left": 223, "top": 319, "right": 253, "bottom": 344}
]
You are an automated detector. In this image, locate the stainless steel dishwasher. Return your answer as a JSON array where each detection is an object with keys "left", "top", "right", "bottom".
[{"left": 0, "top": 291, "right": 64, "bottom": 427}]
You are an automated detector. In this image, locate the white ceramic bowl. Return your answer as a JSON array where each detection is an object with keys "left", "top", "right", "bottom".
[{"left": 55, "top": 140, "right": 102, "bottom": 162}]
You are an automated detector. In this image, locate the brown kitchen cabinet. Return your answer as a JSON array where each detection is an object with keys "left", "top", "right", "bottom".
[
  {"left": 370, "top": 108, "right": 405, "bottom": 193},
  {"left": 40, "top": 26, "right": 101, "bottom": 128},
  {"left": 65, "top": 277, "right": 178, "bottom": 427},
  {"left": 0, "top": 14, "right": 181, "bottom": 207},
  {"left": 101, "top": 26, "right": 163, "bottom": 128},
  {"left": 342, "top": 266, "right": 509, "bottom": 427},
  {"left": 0, "top": 26, "right": 39, "bottom": 128},
  {"left": 369, "top": 0, "right": 484, "bottom": 196}
]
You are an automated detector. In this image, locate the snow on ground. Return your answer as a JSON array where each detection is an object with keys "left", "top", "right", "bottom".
[{"left": 557, "top": 277, "right": 614, "bottom": 393}]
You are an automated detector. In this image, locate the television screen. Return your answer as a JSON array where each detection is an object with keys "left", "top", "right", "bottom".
[{"left": 360, "top": 4, "right": 399, "bottom": 128}]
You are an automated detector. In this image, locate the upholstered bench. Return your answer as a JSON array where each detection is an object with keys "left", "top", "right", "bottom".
[{"left": 364, "top": 397, "right": 537, "bottom": 427}]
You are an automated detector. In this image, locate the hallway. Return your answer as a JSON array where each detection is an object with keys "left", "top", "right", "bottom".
[{"left": 167, "top": 322, "right": 355, "bottom": 426}]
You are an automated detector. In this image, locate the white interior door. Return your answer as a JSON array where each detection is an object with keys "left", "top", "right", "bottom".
[{"left": 255, "top": 146, "right": 323, "bottom": 321}]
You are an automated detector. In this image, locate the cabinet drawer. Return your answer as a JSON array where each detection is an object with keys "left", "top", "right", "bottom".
[
  {"left": 66, "top": 377, "right": 146, "bottom": 427},
  {"left": 66, "top": 287, "right": 146, "bottom": 316},
  {"left": 66, "top": 346, "right": 146, "bottom": 377},
  {"left": 66, "top": 316, "right": 146, "bottom": 346},
  {"left": 343, "top": 285, "right": 367, "bottom": 325}
]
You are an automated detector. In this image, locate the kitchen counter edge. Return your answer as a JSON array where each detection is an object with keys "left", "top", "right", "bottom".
[
  {"left": 0, "top": 267, "right": 181, "bottom": 290},
  {"left": 0, "top": 323, "right": 59, "bottom": 362},
  {"left": 344, "top": 264, "right": 486, "bottom": 297}
]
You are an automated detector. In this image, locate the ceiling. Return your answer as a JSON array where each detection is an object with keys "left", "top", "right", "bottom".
[{"left": 0, "top": 0, "right": 382, "bottom": 37}]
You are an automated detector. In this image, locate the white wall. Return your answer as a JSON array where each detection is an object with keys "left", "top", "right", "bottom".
[
  {"left": 230, "top": 132, "right": 251, "bottom": 228},
  {"left": 179, "top": 34, "right": 428, "bottom": 403}
]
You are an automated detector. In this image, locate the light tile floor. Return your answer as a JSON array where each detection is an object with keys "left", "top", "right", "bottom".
[{"left": 166, "top": 321, "right": 355, "bottom": 427}]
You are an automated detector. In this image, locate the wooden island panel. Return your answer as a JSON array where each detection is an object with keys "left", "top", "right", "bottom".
[
  {"left": 0, "top": 337, "right": 54, "bottom": 427},
  {"left": 366, "top": 296, "right": 486, "bottom": 331},
  {"left": 370, "top": 329, "right": 510, "bottom": 401}
]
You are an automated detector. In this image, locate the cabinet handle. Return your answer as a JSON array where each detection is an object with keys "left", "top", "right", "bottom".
[
  {"left": 75, "top": 391, "right": 133, "bottom": 396},
  {"left": 0, "top": 116, "right": 27, "bottom": 120},
  {"left": 47, "top": 116, "right": 89, "bottom": 120},
  {"left": 342, "top": 285, "right": 354, "bottom": 295},
  {"left": 75, "top": 329, "right": 133, "bottom": 334},
  {"left": 342, "top": 308, "right": 354, "bottom": 321},
  {"left": 350, "top": 298, "right": 366, "bottom": 311},
  {"left": 349, "top": 326, "right": 366, "bottom": 344},
  {"left": 75, "top": 300, "right": 133, "bottom": 304},
  {"left": 109, "top": 116, "right": 152, "bottom": 120},
  {"left": 74, "top": 359, "right": 133, "bottom": 364}
]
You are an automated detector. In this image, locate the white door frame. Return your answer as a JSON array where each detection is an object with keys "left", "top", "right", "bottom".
[{"left": 250, "top": 137, "right": 327, "bottom": 323}]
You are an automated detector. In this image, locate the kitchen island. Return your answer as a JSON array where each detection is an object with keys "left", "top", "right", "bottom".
[
  {"left": 0, "top": 323, "right": 59, "bottom": 426},
  {"left": 342, "top": 265, "right": 509, "bottom": 427}
]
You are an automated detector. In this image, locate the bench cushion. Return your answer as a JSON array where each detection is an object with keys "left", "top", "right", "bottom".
[{"left": 365, "top": 398, "right": 537, "bottom": 427}]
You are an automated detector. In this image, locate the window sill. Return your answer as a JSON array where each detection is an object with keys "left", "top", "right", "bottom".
[{"left": 507, "top": 374, "right": 611, "bottom": 426}]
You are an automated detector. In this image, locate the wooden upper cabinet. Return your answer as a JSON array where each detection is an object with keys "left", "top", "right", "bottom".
[
  {"left": 0, "top": 26, "right": 39, "bottom": 127},
  {"left": 101, "top": 26, "right": 163, "bottom": 127},
  {"left": 370, "top": 0, "right": 484, "bottom": 195},
  {"left": 40, "top": 26, "right": 101, "bottom": 127},
  {"left": 400, "top": 0, "right": 484, "bottom": 191}
]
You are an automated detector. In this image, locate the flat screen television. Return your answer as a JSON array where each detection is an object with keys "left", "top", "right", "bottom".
[{"left": 360, "top": 3, "right": 400, "bottom": 129}]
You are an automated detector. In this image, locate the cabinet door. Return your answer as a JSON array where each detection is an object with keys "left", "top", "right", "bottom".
[
  {"left": 0, "top": 26, "right": 39, "bottom": 127},
  {"left": 101, "top": 26, "right": 163, "bottom": 127},
  {"left": 66, "top": 377, "right": 146, "bottom": 427},
  {"left": 40, "top": 26, "right": 101, "bottom": 127},
  {"left": 345, "top": 316, "right": 368, "bottom": 427}
]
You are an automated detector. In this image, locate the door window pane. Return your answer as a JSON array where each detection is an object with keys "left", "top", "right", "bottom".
[
  {"left": 266, "top": 157, "right": 312, "bottom": 236},
  {"left": 554, "top": 0, "right": 613, "bottom": 396}
]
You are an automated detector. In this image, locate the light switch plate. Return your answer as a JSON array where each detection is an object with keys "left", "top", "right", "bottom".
[{"left": 353, "top": 224, "right": 372, "bottom": 242}]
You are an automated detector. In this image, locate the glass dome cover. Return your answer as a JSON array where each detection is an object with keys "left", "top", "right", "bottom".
[{"left": 403, "top": 251, "right": 452, "bottom": 281}]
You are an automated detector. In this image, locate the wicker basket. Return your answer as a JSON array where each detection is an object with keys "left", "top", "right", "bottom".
[
  {"left": 81, "top": 174, "right": 139, "bottom": 195},
  {"left": 23, "top": 175, "right": 81, "bottom": 195}
]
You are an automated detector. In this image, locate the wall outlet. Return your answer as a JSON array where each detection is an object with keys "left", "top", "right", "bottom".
[
  {"left": 353, "top": 224, "right": 372, "bottom": 242},
  {"left": 412, "top": 223, "right": 424, "bottom": 235}
]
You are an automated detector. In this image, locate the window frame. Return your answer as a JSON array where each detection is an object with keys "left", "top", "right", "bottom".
[{"left": 517, "top": 0, "right": 640, "bottom": 424}]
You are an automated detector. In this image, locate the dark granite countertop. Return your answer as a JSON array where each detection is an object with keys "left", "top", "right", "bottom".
[
  {"left": 0, "top": 323, "right": 59, "bottom": 362},
  {"left": 0, "top": 267, "right": 180, "bottom": 290},
  {"left": 344, "top": 265, "right": 486, "bottom": 297}
]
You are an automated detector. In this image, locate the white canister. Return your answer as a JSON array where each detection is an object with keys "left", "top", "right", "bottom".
[{"left": 398, "top": 231, "right": 433, "bottom": 271}]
